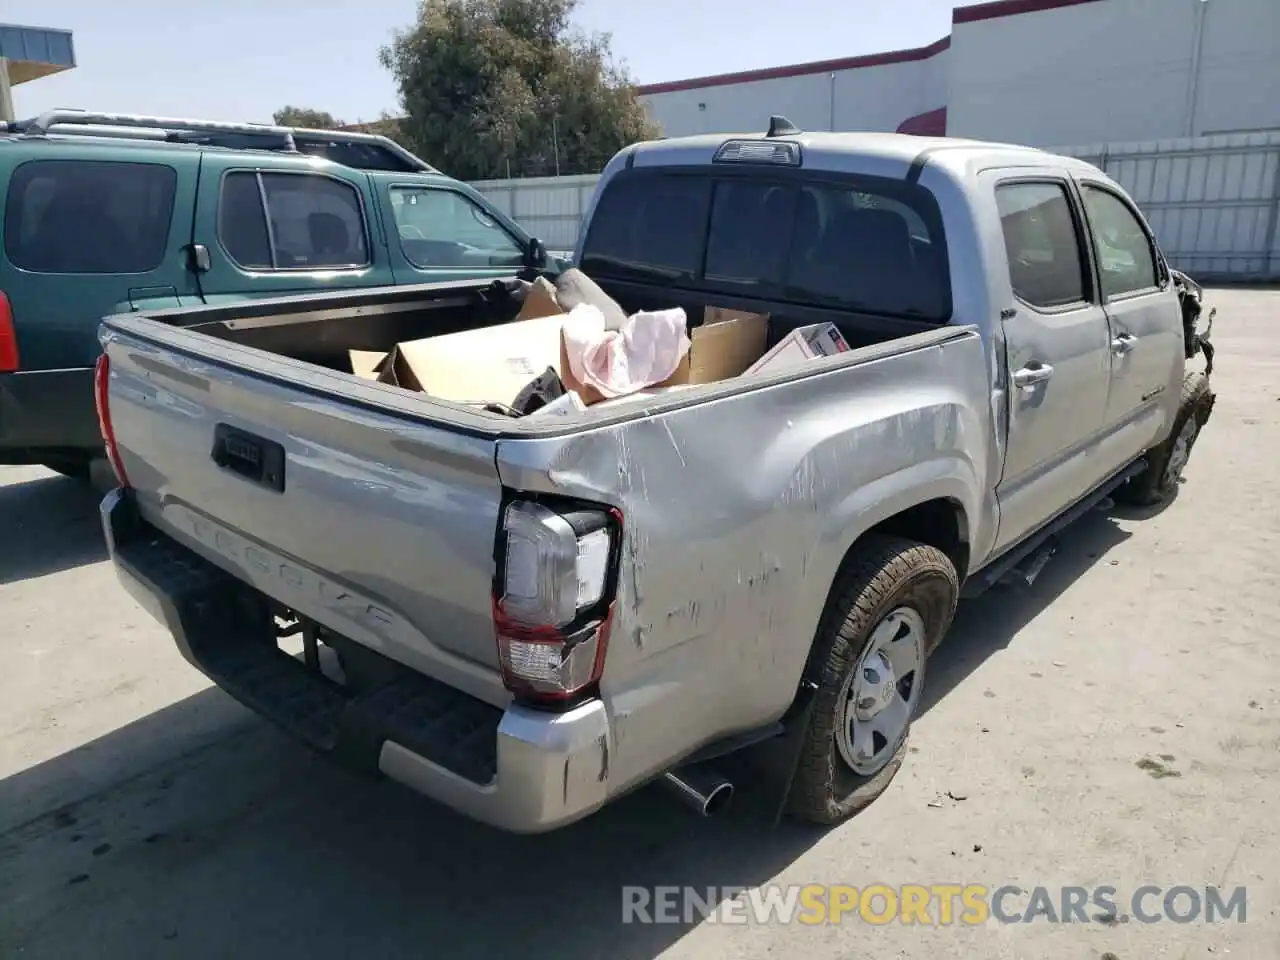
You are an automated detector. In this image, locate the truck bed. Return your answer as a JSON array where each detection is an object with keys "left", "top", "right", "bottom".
[{"left": 99, "top": 277, "right": 974, "bottom": 711}]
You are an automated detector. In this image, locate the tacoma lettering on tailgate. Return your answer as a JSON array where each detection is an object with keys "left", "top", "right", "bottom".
[{"left": 173, "top": 504, "right": 399, "bottom": 639}]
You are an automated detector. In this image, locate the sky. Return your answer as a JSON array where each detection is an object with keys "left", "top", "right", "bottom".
[{"left": 6, "top": 0, "right": 960, "bottom": 124}]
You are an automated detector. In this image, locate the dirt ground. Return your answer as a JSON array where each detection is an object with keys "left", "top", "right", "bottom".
[{"left": 1, "top": 288, "right": 1277, "bottom": 959}]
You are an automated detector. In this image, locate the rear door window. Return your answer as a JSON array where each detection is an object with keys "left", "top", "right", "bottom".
[
  {"left": 581, "top": 171, "right": 949, "bottom": 320},
  {"left": 4, "top": 160, "right": 177, "bottom": 274},
  {"left": 218, "top": 171, "right": 369, "bottom": 270},
  {"left": 994, "top": 181, "right": 1088, "bottom": 309}
]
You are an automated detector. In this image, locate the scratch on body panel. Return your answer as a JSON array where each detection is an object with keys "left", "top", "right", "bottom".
[
  {"left": 659, "top": 420, "right": 687, "bottom": 468},
  {"left": 597, "top": 733, "right": 610, "bottom": 781}
]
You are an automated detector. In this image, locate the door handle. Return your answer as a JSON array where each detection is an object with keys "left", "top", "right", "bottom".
[
  {"left": 1012, "top": 363, "right": 1054, "bottom": 389},
  {"left": 186, "top": 243, "right": 212, "bottom": 273},
  {"left": 1111, "top": 333, "right": 1137, "bottom": 354}
]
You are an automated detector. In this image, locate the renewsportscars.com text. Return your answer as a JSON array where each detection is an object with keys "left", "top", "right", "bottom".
[{"left": 621, "top": 884, "right": 1248, "bottom": 926}]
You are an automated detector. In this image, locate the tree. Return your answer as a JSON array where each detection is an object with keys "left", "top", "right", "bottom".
[
  {"left": 344, "top": 112, "right": 413, "bottom": 148},
  {"left": 272, "top": 106, "right": 341, "bottom": 129},
  {"left": 379, "top": 0, "right": 659, "bottom": 180}
]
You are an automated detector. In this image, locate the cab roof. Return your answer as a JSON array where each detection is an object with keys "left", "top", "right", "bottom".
[{"left": 623, "top": 120, "right": 1099, "bottom": 182}]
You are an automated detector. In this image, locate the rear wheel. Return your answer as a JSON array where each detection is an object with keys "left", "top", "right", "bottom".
[
  {"left": 788, "top": 535, "right": 959, "bottom": 826},
  {"left": 1117, "top": 371, "right": 1214, "bottom": 506}
]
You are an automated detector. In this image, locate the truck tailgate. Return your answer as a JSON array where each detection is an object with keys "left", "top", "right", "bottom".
[{"left": 100, "top": 316, "right": 508, "bottom": 706}]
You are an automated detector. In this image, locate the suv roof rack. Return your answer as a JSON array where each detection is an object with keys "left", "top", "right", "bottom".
[{"left": 0, "top": 108, "right": 440, "bottom": 175}]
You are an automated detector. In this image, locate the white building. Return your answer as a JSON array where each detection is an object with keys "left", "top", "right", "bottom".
[{"left": 638, "top": 0, "right": 1280, "bottom": 147}]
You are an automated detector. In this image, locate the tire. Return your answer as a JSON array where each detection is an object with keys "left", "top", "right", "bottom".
[
  {"left": 1116, "top": 371, "right": 1215, "bottom": 507},
  {"left": 787, "top": 535, "right": 959, "bottom": 826}
]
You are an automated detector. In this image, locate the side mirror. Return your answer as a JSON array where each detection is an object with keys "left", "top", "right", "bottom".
[{"left": 525, "top": 237, "right": 548, "bottom": 269}]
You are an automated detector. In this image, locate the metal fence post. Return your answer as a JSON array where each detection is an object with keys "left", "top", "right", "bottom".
[
  {"left": 1263, "top": 148, "right": 1280, "bottom": 281},
  {"left": 577, "top": 182, "right": 592, "bottom": 251}
]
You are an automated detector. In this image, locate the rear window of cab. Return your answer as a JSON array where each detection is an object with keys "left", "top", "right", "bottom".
[{"left": 580, "top": 171, "right": 951, "bottom": 322}]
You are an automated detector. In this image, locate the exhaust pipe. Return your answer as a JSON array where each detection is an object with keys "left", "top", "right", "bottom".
[{"left": 662, "top": 766, "right": 734, "bottom": 817}]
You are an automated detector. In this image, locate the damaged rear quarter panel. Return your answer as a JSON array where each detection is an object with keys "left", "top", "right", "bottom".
[{"left": 494, "top": 328, "right": 994, "bottom": 797}]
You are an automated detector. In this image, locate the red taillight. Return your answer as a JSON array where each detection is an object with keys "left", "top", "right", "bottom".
[
  {"left": 0, "top": 292, "right": 18, "bottom": 373},
  {"left": 494, "top": 603, "right": 615, "bottom": 703},
  {"left": 493, "top": 501, "right": 622, "bottom": 703},
  {"left": 94, "top": 354, "right": 131, "bottom": 488}
]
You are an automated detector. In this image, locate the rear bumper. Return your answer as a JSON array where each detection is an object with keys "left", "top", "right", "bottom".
[
  {"left": 0, "top": 367, "right": 102, "bottom": 463},
  {"left": 101, "top": 489, "right": 613, "bottom": 833}
]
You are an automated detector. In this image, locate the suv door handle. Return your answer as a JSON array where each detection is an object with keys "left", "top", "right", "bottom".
[
  {"left": 1012, "top": 363, "right": 1054, "bottom": 389},
  {"left": 1111, "top": 333, "right": 1137, "bottom": 354},
  {"left": 186, "top": 243, "right": 212, "bottom": 273}
]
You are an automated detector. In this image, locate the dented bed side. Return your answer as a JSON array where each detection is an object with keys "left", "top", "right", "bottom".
[{"left": 494, "top": 325, "right": 995, "bottom": 797}]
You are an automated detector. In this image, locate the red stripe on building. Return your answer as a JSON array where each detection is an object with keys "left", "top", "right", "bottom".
[
  {"left": 953, "top": 0, "right": 1103, "bottom": 25},
  {"left": 635, "top": 37, "right": 950, "bottom": 96},
  {"left": 634, "top": 0, "right": 1106, "bottom": 96},
  {"left": 897, "top": 107, "right": 949, "bottom": 136}
]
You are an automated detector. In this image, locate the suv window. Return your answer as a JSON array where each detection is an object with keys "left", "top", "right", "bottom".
[
  {"left": 580, "top": 172, "right": 949, "bottom": 320},
  {"left": 1080, "top": 184, "right": 1159, "bottom": 298},
  {"left": 995, "top": 182, "right": 1087, "bottom": 309},
  {"left": 389, "top": 187, "right": 525, "bottom": 268},
  {"left": 4, "top": 160, "right": 176, "bottom": 274},
  {"left": 219, "top": 171, "right": 368, "bottom": 270}
]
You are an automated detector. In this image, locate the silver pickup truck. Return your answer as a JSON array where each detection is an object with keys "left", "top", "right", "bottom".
[{"left": 97, "top": 122, "right": 1216, "bottom": 833}]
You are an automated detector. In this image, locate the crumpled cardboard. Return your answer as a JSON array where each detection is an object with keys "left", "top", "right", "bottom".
[
  {"left": 514, "top": 276, "right": 563, "bottom": 322},
  {"left": 375, "top": 312, "right": 567, "bottom": 409},
  {"left": 661, "top": 308, "right": 770, "bottom": 386}
]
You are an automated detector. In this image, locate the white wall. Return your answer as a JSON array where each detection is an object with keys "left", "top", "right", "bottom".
[
  {"left": 645, "top": 73, "right": 847, "bottom": 138},
  {"left": 642, "top": 48, "right": 948, "bottom": 139},
  {"left": 947, "top": 0, "right": 1198, "bottom": 145},
  {"left": 1193, "top": 0, "right": 1280, "bottom": 135},
  {"left": 830, "top": 54, "right": 947, "bottom": 132},
  {"left": 642, "top": 0, "right": 1280, "bottom": 147}
]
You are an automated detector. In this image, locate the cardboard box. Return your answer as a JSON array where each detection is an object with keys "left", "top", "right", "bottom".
[
  {"left": 514, "top": 276, "right": 563, "bottom": 322},
  {"left": 349, "top": 350, "right": 387, "bottom": 380},
  {"left": 662, "top": 309, "right": 770, "bottom": 387},
  {"left": 746, "top": 322, "right": 850, "bottom": 376},
  {"left": 376, "top": 313, "right": 566, "bottom": 408}
]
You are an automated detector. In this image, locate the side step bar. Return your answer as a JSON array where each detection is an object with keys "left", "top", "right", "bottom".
[{"left": 962, "top": 457, "right": 1147, "bottom": 598}]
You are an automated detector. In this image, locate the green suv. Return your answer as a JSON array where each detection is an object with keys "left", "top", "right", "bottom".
[{"left": 0, "top": 109, "right": 553, "bottom": 479}]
